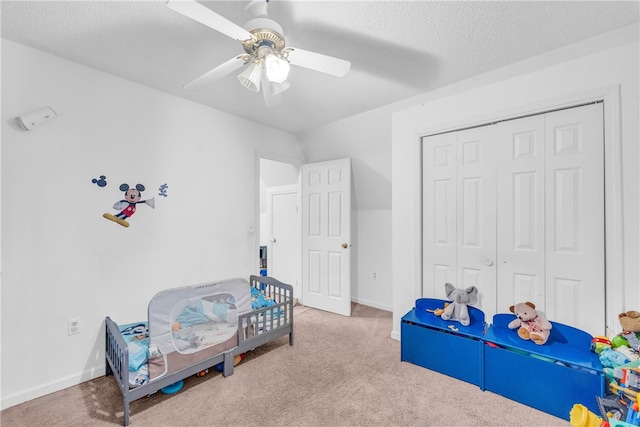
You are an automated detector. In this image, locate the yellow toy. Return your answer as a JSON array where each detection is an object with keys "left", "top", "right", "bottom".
[
  {"left": 427, "top": 303, "right": 449, "bottom": 316},
  {"left": 569, "top": 404, "right": 602, "bottom": 427}
]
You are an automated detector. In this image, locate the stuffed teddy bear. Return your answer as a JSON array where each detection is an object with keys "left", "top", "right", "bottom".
[
  {"left": 619, "top": 311, "right": 640, "bottom": 332},
  {"left": 440, "top": 283, "right": 478, "bottom": 326},
  {"left": 508, "top": 302, "right": 552, "bottom": 345}
]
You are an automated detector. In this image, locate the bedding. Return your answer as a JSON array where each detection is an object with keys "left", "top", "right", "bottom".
[
  {"left": 119, "top": 322, "right": 150, "bottom": 387},
  {"left": 170, "top": 293, "right": 238, "bottom": 354},
  {"left": 251, "top": 286, "right": 284, "bottom": 315}
]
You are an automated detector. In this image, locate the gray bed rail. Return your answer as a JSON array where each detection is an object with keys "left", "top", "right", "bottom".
[
  {"left": 239, "top": 275, "right": 294, "bottom": 350},
  {"left": 105, "top": 275, "right": 293, "bottom": 426}
]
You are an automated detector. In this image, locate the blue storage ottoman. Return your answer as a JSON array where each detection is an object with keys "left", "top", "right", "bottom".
[
  {"left": 401, "top": 298, "right": 487, "bottom": 387},
  {"left": 483, "top": 314, "right": 605, "bottom": 420}
]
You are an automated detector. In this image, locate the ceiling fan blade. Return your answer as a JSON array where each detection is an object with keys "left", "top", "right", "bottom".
[
  {"left": 286, "top": 47, "right": 351, "bottom": 77},
  {"left": 183, "top": 56, "right": 246, "bottom": 90},
  {"left": 167, "top": 0, "right": 252, "bottom": 41}
]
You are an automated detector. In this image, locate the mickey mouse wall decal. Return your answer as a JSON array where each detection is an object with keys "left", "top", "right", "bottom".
[
  {"left": 92, "top": 175, "right": 107, "bottom": 187},
  {"left": 103, "top": 183, "right": 155, "bottom": 228},
  {"left": 158, "top": 183, "right": 169, "bottom": 197}
]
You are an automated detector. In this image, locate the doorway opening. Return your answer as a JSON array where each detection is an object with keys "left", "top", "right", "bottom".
[{"left": 258, "top": 157, "right": 301, "bottom": 299}]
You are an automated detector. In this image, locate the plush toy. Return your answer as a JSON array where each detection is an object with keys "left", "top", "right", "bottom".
[
  {"left": 188, "top": 331, "right": 205, "bottom": 348},
  {"left": 508, "top": 302, "right": 552, "bottom": 345},
  {"left": 599, "top": 347, "right": 631, "bottom": 368},
  {"left": 440, "top": 283, "right": 478, "bottom": 326},
  {"left": 619, "top": 311, "right": 640, "bottom": 332}
]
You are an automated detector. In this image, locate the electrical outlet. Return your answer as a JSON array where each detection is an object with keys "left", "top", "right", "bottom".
[
  {"left": 373, "top": 272, "right": 378, "bottom": 279},
  {"left": 68, "top": 318, "right": 81, "bottom": 335}
]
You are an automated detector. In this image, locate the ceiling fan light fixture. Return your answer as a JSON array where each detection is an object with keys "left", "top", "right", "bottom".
[
  {"left": 168, "top": 0, "right": 351, "bottom": 100},
  {"left": 264, "top": 52, "right": 290, "bottom": 84},
  {"left": 271, "top": 79, "right": 291, "bottom": 95},
  {"left": 237, "top": 61, "right": 262, "bottom": 92}
]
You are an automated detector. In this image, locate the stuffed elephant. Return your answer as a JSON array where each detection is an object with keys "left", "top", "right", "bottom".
[{"left": 440, "top": 283, "right": 478, "bottom": 326}]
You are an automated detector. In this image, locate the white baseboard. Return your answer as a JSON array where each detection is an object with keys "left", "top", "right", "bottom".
[
  {"left": 351, "top": 297, "right": 392, "bottom": 313},
  {"left": 3, "top": 299, "right": 394, "bottom": 410},
  {"left": 1, "top": 366, "right": 106, "bottom": 410}
]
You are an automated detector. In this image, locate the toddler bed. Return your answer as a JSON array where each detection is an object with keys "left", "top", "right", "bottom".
[{"left": 105, "top": 275, "right": 293, "bottom": 426}]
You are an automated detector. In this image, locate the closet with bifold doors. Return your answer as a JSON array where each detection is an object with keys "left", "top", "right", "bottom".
[{"left": 422, "top": 102, "right": 605, "bottom": 336}]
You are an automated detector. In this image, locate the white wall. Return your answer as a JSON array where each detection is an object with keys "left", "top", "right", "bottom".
[
  {"left": 392, "top": 28, "right": 639, "bottom": 339},
  {"left": 0, "top": 39, "right": 304, "bottom": 409},
  {"left": 354, "top": 209, "right": 392, "bottom": 311},
  {"left": 298, "top": 107, "right": 393, "bottom": 311}
]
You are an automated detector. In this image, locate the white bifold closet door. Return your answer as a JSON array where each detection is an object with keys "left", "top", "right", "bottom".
[{"left": 422, "top": 103, "right": 605, "bottom": 336}]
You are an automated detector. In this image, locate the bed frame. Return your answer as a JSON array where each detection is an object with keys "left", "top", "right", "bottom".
[{"left": 105, "top": 275, "right": 293, "bottom": 426}]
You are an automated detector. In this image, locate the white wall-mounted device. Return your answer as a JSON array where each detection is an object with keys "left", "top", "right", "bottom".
[{"left": 16, "top": 106, "right": 57, "bottom": 131}]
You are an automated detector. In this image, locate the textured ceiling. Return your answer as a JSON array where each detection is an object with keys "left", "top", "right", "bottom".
[{"left": 2, "top": 1, "right": 639, "bottom": 135}]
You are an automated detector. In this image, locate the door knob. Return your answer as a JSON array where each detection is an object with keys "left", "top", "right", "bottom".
[
  {"left": 485, "top": 259, "right": 494, "bottom": 266},
  {"left": 272, "top": 238, "right": 277, "bottom": 243},
  {"left": 342, "top": 243, "right": 349, "bottom": 249}
]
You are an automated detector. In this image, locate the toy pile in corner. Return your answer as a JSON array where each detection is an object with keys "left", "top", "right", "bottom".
[{"left": 570, "top": 311, "right": 640, "bottom": 427}]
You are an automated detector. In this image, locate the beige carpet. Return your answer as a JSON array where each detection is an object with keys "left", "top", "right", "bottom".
[{"left": 1, "top": 304, "right": 568, "bottom": 427}]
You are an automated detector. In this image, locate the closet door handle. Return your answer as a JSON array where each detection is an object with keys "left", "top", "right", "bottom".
[{"left": 485, "top": 259, "right": 494, "bottom": 267}]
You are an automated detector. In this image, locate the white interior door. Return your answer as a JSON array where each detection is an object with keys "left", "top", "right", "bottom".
[
  {"left": 268, "top": 185, "right": 300, "bottom": 297},
  {"left": 301, "top": 158, "right": 352, "bottom": 316},
  {"left": 423, "top": 103, "right": 605, "bottom": 335},
  {"left": 423, "top": 126, "right": 497, "bottom": 314}
]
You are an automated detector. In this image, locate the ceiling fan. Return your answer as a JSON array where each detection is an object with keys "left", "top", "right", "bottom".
[{"left": 167, "top": 0, "right": 351, "bottom": 105}]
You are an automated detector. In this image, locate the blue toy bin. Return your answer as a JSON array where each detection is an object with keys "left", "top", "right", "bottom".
[
  {"left": 483, "top": 314, "right": 605, "bottom": 420},
  {"left": 401, "top": 298, "right": 487, "bottom": 387}
]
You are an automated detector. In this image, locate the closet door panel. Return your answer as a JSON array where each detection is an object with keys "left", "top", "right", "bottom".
[
  {"left": 496, "top": 115, "right": 546, "bottom": 314},
  {"left": 423, "top": 133, "right": 457, "bottom": 298},
  {"left": 544, "top": 103, "right": 605, "bottom": 334},
  {"left": 455, "top": 125, "right": 497, "bottom": 315}
]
